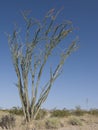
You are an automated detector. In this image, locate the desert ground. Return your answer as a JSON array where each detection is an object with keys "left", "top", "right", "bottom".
[{"left": 0, "top": 109, "right": 98, "bottom": 130}]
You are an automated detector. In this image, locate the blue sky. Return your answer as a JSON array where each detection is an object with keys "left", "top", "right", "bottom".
[{"left": 0, "top": 0, "right": 98, "bottom": 110}]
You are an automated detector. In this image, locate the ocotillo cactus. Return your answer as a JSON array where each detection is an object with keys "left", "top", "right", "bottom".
[{"left": 8, "top": 9, "right": 78, "bottom": 122}]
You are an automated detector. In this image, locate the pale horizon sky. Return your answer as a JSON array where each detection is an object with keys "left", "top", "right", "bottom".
[{"left": 0, "top": 0, "right": 98, "bottom": 110}]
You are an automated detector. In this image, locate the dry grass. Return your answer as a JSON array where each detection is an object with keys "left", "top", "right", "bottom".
[{"left": 0, "top": 110, "right": 98, "bottom": 130}]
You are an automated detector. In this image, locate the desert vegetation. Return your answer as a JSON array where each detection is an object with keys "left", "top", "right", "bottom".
[
  {"left": 7, "top": 9, "right": 78, "bottom": 122},
  {"left": 0, "top": 107, "right": 98, "bottom": 130},
  {"left": 0, "top": 5, "right": 97, "bottom": 130}
]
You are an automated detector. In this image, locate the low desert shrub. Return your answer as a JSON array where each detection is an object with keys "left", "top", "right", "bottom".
[
  {"left": 51, "top": 109, "right": 70, "bottom": 118},
  {"left": 34, "top": 120, "right": 45, "bottom": 129},
  {"left": 68, "top": 117, "right": 82, "bottom": 126},
  {"left": 0, "top": 114, "right": 15, "bottom": 129},
  {"left": 35, "top": 109, "right": 47, "bottom": 120},
  {"left": 89, "top": 109, "right": 98, "bottom": 116},
  {"left": 45, "top": 117, "right": 61, "bottom": 129},
  {"left": 72, "top": 106, "right": 85, "bottom": 116},
  {"left": 9, "top": 107, "right": 23, "bottom": 115}
]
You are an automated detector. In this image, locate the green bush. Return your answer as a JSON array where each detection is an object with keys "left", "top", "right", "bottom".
[
  {"left": 72, "top": 106, "right": 85, "bottom": 116},
  {"left": 45, "top": 117, "right": 61, "bottom": 129},
  {"left": 9, "top": 107, "right": 23, "bottom": 115},
  {"left": 35, "top": 109, "right": 47, "bottom": 120},
  {"left": 51, "top": 109, "right": 70, "bottom": 117},
  {"left": 89, "top": 109, "right": 98, "bottom": 116},
  {"left": 68, "top": 117, "right": 82, "bottom": 126}
]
